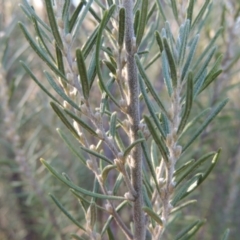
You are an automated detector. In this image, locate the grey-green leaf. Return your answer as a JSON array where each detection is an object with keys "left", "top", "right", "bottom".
[{"left": 76, "top": 48, "right": 89, "bottom": 99}]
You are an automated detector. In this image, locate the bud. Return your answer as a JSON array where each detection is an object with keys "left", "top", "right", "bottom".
[
  {"left": 105, "top": 203, "right": 113, "bottom": 214},
  {"left": 124, "top": 192, "right": 135, "bottom": 201}
]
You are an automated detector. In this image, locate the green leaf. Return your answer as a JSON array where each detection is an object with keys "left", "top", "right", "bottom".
[
  {"left": 139, "top": 75, "right": 166, "bottom": 138},
  {"left": 50, "top": 102, "right": 79, "bottom": 139},
  {"left": 44, "top": 71, "right": 81, "bottom": 111},
  {"left": 112, "top": 173, "right": 123, "bottom": 195},
  {"left": 144, "top": 52, "right": 161, "bottom": 70},
  {"left": 123, "top": 138, "right": 145, "bottom": 158},
  {"left": 44, "top": 0, "right": 63, "bottom": 49},
  {"left": 193, "top": 28, "right": 223, "bottom": 70},
  {"left": 175, "top": 152, "right": 216, "bottom": 186},
  {"left": 170, "top": 200, "right": 197, "bottom": 214},
  {"left": 62, "top": 0, "right": 70, "bottom": 33},
  {"left": 144, "top": 116, "right": 169, "bottom": 163},
  {"left": 103, "top": 60, "right": 116, "bottom": 74},
  {"left": 198, "top": 150, "right": 221, "bottom": 185},
  {"left": 96, "top": 5, "right": 120, "bottom": 109},
  {"left": 187, "top": 0, "right": 194, "bottom": 25},
  {"left": 193, "top": 69, "right": 207, "bottom": 98},
  {"left": 178, "top": 20, "right": 190, "bottom": 66},
  {"left": 178, "top": 72, "right": 193, "bottom": 134},
  {"left": 20, "top": 61, "right": 61, "bottom": 105},
  {"left": 182, "top": 99, "right": 228, "bottom": 152},
  {"left": 174, "top": 220, "right": 205, "bottom": 240},
  {"left": 101, "top": 165, "right": 117, "bottom": 183},
  {"left": 118, "top": 8, "right": 125, "bottom": 48},
  {"left": 55, "top": 44, "right": 66, "bottom": 88},
  {"left": 162, "top": 50, "right": 173, "bottom": 95},
  {"left": 136, "top": 0, "right": 148, "bottom": 47},
  {"left": 138, "top": 131, "right": 161, "bottom": 196},
  {"left": 49, "top": 194, "right": 86, "bottom": 231},
  {"left": 173, "top": 159, "right": 195, "bottom": 177},
  {"left": 194, "top": 47, "right": 216, "bottom": 83},
  {"left": 72, "top": 0, "right": 94, "bottom": 40},
  {"left": 221, "top": 229, "right": 230, "bottom": 240},
  {"left": 57, "top": 129, "right": 86, "bottom": 165},
  {"left": 181, "top": 34, "right": 199, "bottom": 81},
  {"left": 107, "top": 227, "right": 115, "bottom": 240},
  {"left": 191, "top": 0, "right": 210, "bottom": 30},
  {"left": 142, "top": 206, "right": 163, "bottom": 226},
  {"left": 63, "top": 109, "right": 97, "bottom": 137},
  {"left": 18, "top": 22, "right": 67, "bottom": 81},
  {"left": 163, "top": 37, "right": 177, "bottom": 88},
  {"left": 41, "top": 159, "right": 125, "bottom": 200},
  {"left": 109, "top": 112, "right": 117, "bottom": 137},
  {"left": 170, "top": 0, "right": 178, "bottom": 22},
  {"left": 69, "top": 1, "right": 84, "bottom": 32},
  {"left": 101, "top": 201, "right": 128, "bottom": 235},
  {"left": 135, "top": 55, "right": 168, "bottom": 115},
  {"left": 31, "top": 16, "right": 55, "bottom": 62},
  {"left": 134, "top": 10, "right": 140, "bottom": 36},
  {"left": 22, "top": 0, "right": 51, "bottom": 31},
  {"left": 155, "top": 0, "right": 166, "bottom": 21},
  {"left": 76, "top": 48, "right": 89, "bottom": 99},
  {"left": 80, "top": 146, "right": 113, "bottom": 165},
  {"left": 88, "top": 50, "right": 97, "bottom": 88}
]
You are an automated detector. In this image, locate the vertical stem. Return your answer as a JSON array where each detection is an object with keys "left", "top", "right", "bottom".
[{"left": 123, "top": 0, "right": 145, "bottom": 239}]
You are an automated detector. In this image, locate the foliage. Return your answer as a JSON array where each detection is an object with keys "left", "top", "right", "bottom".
[{"left": 1, "top": 0, "right": 240, "bottom": 239}]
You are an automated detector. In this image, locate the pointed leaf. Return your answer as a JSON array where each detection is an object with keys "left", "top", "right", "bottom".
[
  {"left": 135, "top": 55, "right": 168, "bottom": 115},
  {"left": 63, "top": 109, "right": 97, "bottom": 137},
  {"left": 69, "top": 1, "right": 84, "bottom": 32},
  {"left": 57, "top": 128, "right": 86, "bottom": 165},
  {"left": 76, "top": 48, "right": 89, "bottom": 99},
  {"left": 144, "top": 115, "right": 169, "bottom": 163},
  {"left": 178, "top": 72, "right": 193, "bottom": 134},
  {"left": 170, "top": 0, "right": 178, "bottom": 22},
  {"left": 187, "top": 0, "right": 194, "bottom": 25},
  {"left": 118, "top": 8, "right": 125, "bottom": 48},
  {"left": 182, "top": 99, "right": 228, "bottom": 152},
  {"left": 136, "top": 0, "right": 148, "bottom": 46},
  {"left": 101, "top": 165, "right": 117, "bottom": 183},
  {"left": 142, "top": 206, "right": 163, "bottom": 226},
  {"left": 50, "top": 102, "right": 79, "bottom": 139},
  {"left": 41, "top": 159, "right": 125, "bottom": 200},
  {"left": 123, "top": 138, "right": 145, "bottom": 158},
  {"left": 44, "top": 0, "right": 63, "bottom": 49},
  {"left": 49, "top": 194, "right": 86, "bottom": 231},
  {"left": 44, "top": 71, "right": 81, "bottom": 111},
  {"left": 163, "top": 37, "right": 177, "bottom": 88}
]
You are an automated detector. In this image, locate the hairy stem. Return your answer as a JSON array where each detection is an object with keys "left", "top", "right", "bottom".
[{"left": 123, "top": 0, "right": 145, "bottom": 239}]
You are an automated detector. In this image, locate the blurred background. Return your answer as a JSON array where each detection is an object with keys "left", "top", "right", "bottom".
[{"left": 0, "top": 0, "right": 239, "bottom": 239}]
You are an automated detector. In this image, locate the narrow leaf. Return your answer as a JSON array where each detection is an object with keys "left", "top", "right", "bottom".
[
  {"left": 41, "top": 159, "right": 125, "bottom": 200},
  {"left": 19, "top": 22, "right": 67, "bottom": 80},
  {"left": 138, "top": 130, "right": 161, "bottom": 196},
  {"left": 50, "top": 102, "right": 79, "bottom": 139},
  {"left": 142, "top": 206, "right": 163, "bottom": 226},
  {"left": 69, "top": 1, "right": 84, "bottom": 32},
  {"left": 80, "top": 146, "right": 113, "bottom": 164},
  {"left": 20, "top": 61, "right": 61, "bottom": 105},
  {"left": 135, "top": 55, "right": 168, "bottom": 115},
  {"left": 57, "top": 128, "right": 86, "bottom": 165},
  {"left": 162, "top": 50, "right": 173, "bottom": 95},
  {"left": 187, "top": 0, "right": 194, "bottom": 25},
  {"left": 44, "top": 71, "right": 81, "bottom": 111},
  {"left": 49, "top": 194, "right": 86, "bottom": 231},
  {"left": 134, "top": 10, "right": 140, "bottom": 36},
  {"left": 182, "top": 99, "right": 228, "bottom": 152},
  {"left": 144, "top": 116, "right": 169, "bottom": 163},
  {"left": 178, "top": 72, "right": 193, "bottom": 134},
  {"left": 101, "top": 165, "right": 117, "bottom": 183},
  {"left": 123, "top": 138, "right": 145, "bottom": 158},
  {"left": 118, "top": 8, "right": 125, "bottom": 48},
  {"left": 109, "top": 112, "right": 117, "bottom": 137},
  {"left": 170, "top": 0, "right": 178, "bottom": 22},
  {"left": 136, "top": 0, "right": 148, "bottom": 46},
  {"left": 191, "top": 0, "right": 210, "bottom": 30},
  {"left": 221, "top": 229, "right": 230, "bottom": 240},
  {"left": 44, "top": 0, "right": 63, "bottom": 49},
  {"left": 139, "top": 75, "right": 166, "bottom": 138},
  {"left": 76, "top": 48, "right": 89, "bottom": 99},
  {"left": 63, "top": 109, "right": 97, "bottom": 137}
]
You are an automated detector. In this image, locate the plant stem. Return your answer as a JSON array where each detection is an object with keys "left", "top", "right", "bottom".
[{"left": 123, "top": 0, "right": 145, "bottom": 239}]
